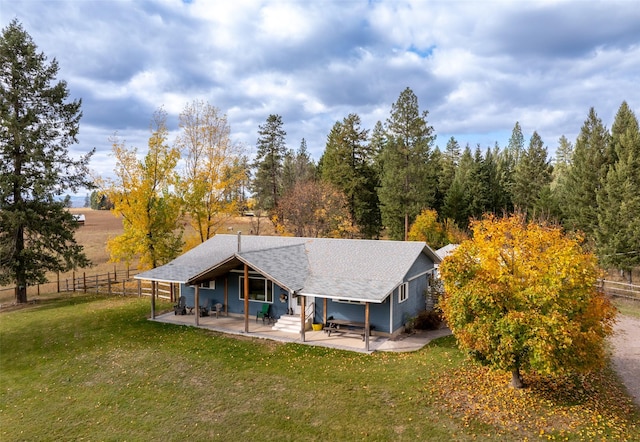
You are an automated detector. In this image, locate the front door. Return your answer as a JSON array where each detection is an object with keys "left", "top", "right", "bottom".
[{"left": 289, "top": 292, "right": 302, "bottom": 316}]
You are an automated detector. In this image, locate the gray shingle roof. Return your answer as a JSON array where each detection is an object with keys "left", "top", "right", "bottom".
[{"left": 136, "top": 234, "right": 440, "bottom": 303}]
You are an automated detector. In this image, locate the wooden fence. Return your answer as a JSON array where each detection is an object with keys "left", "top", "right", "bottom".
[
  {"left": 0, "top": 266, "right": 177, "bottom": 303},
  {"left": 599, "top": 279, "right": 640, "bottom": 301}
]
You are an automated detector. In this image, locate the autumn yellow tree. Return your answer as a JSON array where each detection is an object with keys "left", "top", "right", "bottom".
[
  {"left": 439, "top": 214, "right": 615, "bottom": 388},
  {"left": 175, "top": 100, "right": 246, "bottom": 246},
  {"left": 104, "top": 109, "right": 183, "bottom": 269},
  {"left": 408, "top": 209, "right": 468, "bottom": 249}
]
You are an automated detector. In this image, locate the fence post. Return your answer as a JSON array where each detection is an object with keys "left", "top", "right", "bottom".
[
  {"left": 138, "top": 279, "right": 141, "bottom": 297},
  {"left": 107, "top": 272, "right": 111, "bottom": 295},
  {"left": 127, "top": 265, "right": 130, "bottom": 280},
  {"left": 66, "top": 278, "right": 69, "bottom": 292},
  {"left": 122, "top": 280, "right": 126, "bottom": 296},
  {"left": 83, "top": 272, "right": 87, "bottom": 293},
  {"left": 114, "top": 265, "right": 117, "bottom": 282},
  {"left": 57, "top": 271, "right": 60, "bottom": 293},
  {"left": 95, "top": 274, "right": 99, "bottom": 294}
]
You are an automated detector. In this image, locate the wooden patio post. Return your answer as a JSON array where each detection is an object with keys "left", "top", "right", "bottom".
[
  {"left": 364, "top": 302, "right": 370, "bottom": 351},
  {"left": 300, "top": 295, "right": 306, "bottom": 342},
  {"left": 151, "top": 281, "right": 156, "bottom": 319},
  {"left": 244, "top": 264, "right": 249, "bottom": 333},
  {"left": 224, "top": 277, "right": 228, "bottom": 316},
  {"left": 323, "top": 298, "right": 327, "bottom": 325},
  {"left": 195, "top": 285, "right": 200, "bottom": 326}
]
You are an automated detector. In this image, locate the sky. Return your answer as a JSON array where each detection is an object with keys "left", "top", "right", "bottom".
[{"left": 2, "top": 0, "right": 640, "bottom": 187}]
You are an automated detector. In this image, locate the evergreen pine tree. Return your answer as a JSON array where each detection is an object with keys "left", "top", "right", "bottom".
[
  {"left": 596, "top": 102, "right": 640, "bottom": 280},
  {"left": 321, "top": 114, "right": 381, "bottom": 238},
  {"left": 512, "top": 131, "right": 552, "bottom": 215},
  {"left": 563, "top": 108, "right": 611, "bottom": 238},
  {"left": 0, "top": 20, "right": 94, "bottom": 303},
  {"left": 378, "top": 88, "right": 436, "bottom": 240},
  {"left": 443, "top": 146, "right": 474, "bottom": 229},
  {"left": 252, "top": 114, "right": 287, "bottom": 213},
  {"left": 438, "top": 137, "right": 461, "bottom": 213},
  {"left": 467, "top": 147, "right": 491, "bottom": 219}
]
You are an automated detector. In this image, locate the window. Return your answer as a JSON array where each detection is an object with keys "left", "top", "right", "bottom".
[
  {"left": 200, "top": 280, "right": 214, "bottom": 289},
  {"left": 239, "top": 276, "right": 273, "bottom": 303},
  {"left": 398, "top": 283, "right": 408, "bottom": 303}
]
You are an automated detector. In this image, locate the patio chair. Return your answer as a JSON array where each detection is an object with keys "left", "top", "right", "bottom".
[
  {"left": 256, "top": 303, "right": 271, "bottom": 323},
  {"left": 213, "top": 303, "right": 224, "bottom": 318},
  {"left": 174, "top": 296, "right": 187, "bottom": 315},
  {"left": 199, "top": 299, "right": 212, "bottom": 317}
]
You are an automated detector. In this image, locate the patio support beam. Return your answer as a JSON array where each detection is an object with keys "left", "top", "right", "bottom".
[
  {"left": 244, "top": 264, "right": 249, "bottom": 333},
  {"left": 151, "top": 281, "right": 156, "bottom": 319},
  {"left": 365, "top": 302, "right": 370, "bottom": 351},
  {"left": 300, "top": 294, "right": 306, "bottom": 342},
  {"left": 224, "top": 277, "right": 228, "bottom": 316},
  {"left": 195, "top": 285, "right": 200, "bottom": 326},
  {"left": 323, "top": 298, "right": 327, "bottom": 325}
]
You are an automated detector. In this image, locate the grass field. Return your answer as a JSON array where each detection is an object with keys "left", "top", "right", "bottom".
[
  {"left": 1, "top": 295, "right": 638, "bottom": 441},
  {"left": 0, "top": 209, "right": 273, "bottom": 305}
]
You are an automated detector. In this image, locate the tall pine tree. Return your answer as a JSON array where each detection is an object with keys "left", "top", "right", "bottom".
[
  {"left": 252, "top": 114, "right": 287, "bottom": 213},
  {"left": 596, "top": 102, "right": 640, "bottom": 280},
  {"left": 563, "top": 108, "right": 611, "bottom": 239},
  {"left": 0, "top": 20, "right": 94, "bottom": 303},
  {"left": 378, "top": 88, "right": 436, "bottom": 240},
  {"left": 442, "top": 145, "right": 474, "bottom": 229},
  {"left": 512, "top": 131, "right": 552, "bottom": 216},
  {"left": 321, "top": 114, "right": 381, "bottom": 238}
]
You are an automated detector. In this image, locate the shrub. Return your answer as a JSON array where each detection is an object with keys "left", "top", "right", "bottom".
[{"left": 413, "top": 309, "right": 442, "bottom": 330}]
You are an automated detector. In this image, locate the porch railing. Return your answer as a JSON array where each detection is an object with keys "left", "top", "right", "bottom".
[{"left": 305, "top": 301, "right": 315, "bottom": 324}]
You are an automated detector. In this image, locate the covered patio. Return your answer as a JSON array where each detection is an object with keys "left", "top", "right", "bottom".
[{"left": 151, "top": 310, "right": 451, "bottom": 353}]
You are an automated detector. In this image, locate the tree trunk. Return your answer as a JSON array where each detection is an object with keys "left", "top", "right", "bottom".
[
  {"left": 510, "top": 367, "right": 524, "bottom": 389},
  {"left": 404, "top": 212, "right": 409, "bottom": 241},
  {"left": 15, "top": 223, "right": 28, "bottom": 304},
  {"left": 15, "top": 284, "right": 27, "bottom": 304}
]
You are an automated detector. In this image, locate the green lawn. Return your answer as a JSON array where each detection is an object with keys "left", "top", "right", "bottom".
[{"left": 1, "top": 295, "right": 638, "bottom": 441}]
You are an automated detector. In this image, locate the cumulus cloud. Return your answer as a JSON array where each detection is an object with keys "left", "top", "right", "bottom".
[{"left": 2, "top": 0, "right": 639, "bottom": 182}]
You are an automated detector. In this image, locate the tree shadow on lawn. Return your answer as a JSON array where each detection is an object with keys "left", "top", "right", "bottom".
[{"left": 0, "top": 292, "right": 113, "bottom": 314}]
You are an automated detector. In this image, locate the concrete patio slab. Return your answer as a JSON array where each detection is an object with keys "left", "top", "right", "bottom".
[{"left": 151, "top": 311, "right": 451, "bottom": 353}]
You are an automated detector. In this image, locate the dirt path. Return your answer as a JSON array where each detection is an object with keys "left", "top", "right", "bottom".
[{"left": 610, "top": 315, "right": 640, "bottom": 407}]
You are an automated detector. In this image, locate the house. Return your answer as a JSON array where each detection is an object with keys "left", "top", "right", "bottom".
[
  {"left": 135, "top": 234, "right": 441, "bottom": 350},
  {"left": 72, "top": 214, "right": 85, "bottom": 225},
  {"left": 434, "top": 243, "right": 459, "bottom": 277}
]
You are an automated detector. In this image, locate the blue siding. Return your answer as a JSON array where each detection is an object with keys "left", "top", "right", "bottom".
[
  {"left": 180, "top": 273, "right": 289, "bottom": 319},
  {"left": 390, "top": 252, "right": 434, "bottom": 333}
]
